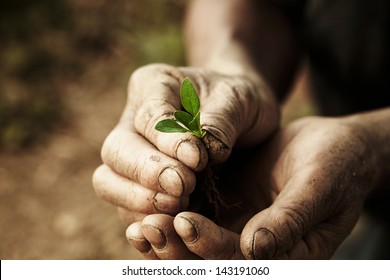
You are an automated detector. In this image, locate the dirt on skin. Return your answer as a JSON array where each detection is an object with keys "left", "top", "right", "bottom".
[{"left": 2, "top": 0, "right": 345, "bottom": 260}]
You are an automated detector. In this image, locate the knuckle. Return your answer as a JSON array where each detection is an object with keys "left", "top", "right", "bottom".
[
  {"left": 92, "top": 165, "right": 118, "bottom": 203},
  {"left": 101, "top": 129, "right": 127, "bottom": 172},
  {"left": 204, "top": 77, "right": 262, "bottom": 146},
  {"left": 128, "top": 63, "right": 179, "bottom": 94},
  {"left": 125, "top": 151, "right": 159, "bottom": 187},
  {"left": 282, "top": 205, "right": 310, "bottom": 236},
  {"left": 129, "top": 63, "right": 172, "bottom": 82},
  {"left": 92, "top": 165, "right": 106, "bottom": 193}
]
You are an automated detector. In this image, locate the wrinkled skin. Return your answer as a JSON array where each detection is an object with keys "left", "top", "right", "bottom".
[
  {"left": 121, "top": 116, "right": 376, "bottom": 259},
  {"left": 93, "top": 0, "right": 390, "bottom": 260},
  {"left": 94, "top": 69, "right": 380, "bottom": 258},
  {"left": 92, "top": 63, "right": 279, "bottom": 250}
]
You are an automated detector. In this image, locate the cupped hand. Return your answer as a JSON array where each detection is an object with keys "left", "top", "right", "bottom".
[
  {"left": 126, "top": 116, "right": 377, "bottom": 259},
  {"left": 92, "top": 64, "right": 279, "bottom": 225}
]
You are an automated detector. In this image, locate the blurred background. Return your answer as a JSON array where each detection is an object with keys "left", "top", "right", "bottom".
[
  {"left": 0, "top": 0, "right": 187, "bottom": 259},
  {"left": 3, "top": 0, "right": 363, "bottom": 260}
]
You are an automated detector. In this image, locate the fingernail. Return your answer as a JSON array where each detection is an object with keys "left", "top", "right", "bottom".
[
  {"left": 128, "top": 237, "right": 152, "bottom": 254},
  {"left": 152, "top": 192, "right": 182, "bottom": 214},
  {"left": 126, "top": 224, "right": 152, "bottom": 254},
  {"left": 202, "top": 131, "right": 231, "bottom": 164},
  {"left": 176, "top": 140, "right": 201, "bottom": 170},
  {"left": 252, "top": 228, "right": 277, "bottom": 259},
  {"left": 142, "top": 225, "right": 167, "bottom": 249},
  {"left": 175, "top": 216, "right": 199, "bottom": 243},
  {"left": 159, "top": 168, "right": 183, "bottom": 197}
]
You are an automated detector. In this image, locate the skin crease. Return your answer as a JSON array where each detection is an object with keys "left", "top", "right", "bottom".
[
  {"left": 122, "top": 114, "right": 388, "bottom": 260},
  {"left": 92, "top": 0, "right": 390, "bottom": 259}
]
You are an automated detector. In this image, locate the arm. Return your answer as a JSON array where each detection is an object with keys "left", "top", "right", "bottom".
[
  {"left": 93, "top": 0, "right": 305, "bottom": 259},
  {"left": 184, "top": 0, "right": 302, "bottom": 99},
  {"left": 117, "top": 1, "right": 390, "bottom": 260},
  {"left": 345, "top": 107, "right": 390, "bottom": 190}
]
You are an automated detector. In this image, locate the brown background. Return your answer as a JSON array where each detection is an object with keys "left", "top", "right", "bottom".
[
  {"left": 0, "top": 0, "right": 187, "bottom": 259},
  {"left": 0, "top": 0, "right": 331, "bottom": 260}
]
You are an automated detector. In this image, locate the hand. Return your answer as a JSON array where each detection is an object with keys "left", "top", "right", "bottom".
[
  {"left": 125, "top": 116, "right": 377, "bottom": 259},
  {"left": 92, "top": 63, "right": 279, "bottom": 226}
]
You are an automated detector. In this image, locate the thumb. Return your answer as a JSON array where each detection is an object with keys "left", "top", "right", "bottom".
[
  {"left": 239, "top": 165, "right": 357, "bottom": 260},
  {"left": 199, "top": 76, "right": 279, "bottom": 164},
  {"left": 240, "top": 201, "right": 355, "bottom": 259},
  {"left": 240, "top": 202, "right": 313, "bottom": 259},
  {"left": 240, "top": 173, "right": 326, "bottom": 259}
]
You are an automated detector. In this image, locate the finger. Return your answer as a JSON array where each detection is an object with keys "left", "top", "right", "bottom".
[
  {"left": 141, "top": 214, "right": 201, "bottom": 260},
  {"left": 130, "top": 64, "right": 208, "bottom": 171},
  {"left": 93, "top": 165, "right": 189, "bottom": 215},
  {"left": 173, "top": 212, "right": 245, "bottom": 260},
  {"left": 126, "top": 222, "right": 160, "bottom": 260},
  {"left": 240, "top": 205, "right": 305, "bottom": 259},
  {"left": 192, "top": 74, "right": 278, "bottom": 163},
  {"left": 101, "top": 124, "right": 196, "bottom": 197},
  {"left": 240, "top": 169, "right": 338, "bottom": 259}
]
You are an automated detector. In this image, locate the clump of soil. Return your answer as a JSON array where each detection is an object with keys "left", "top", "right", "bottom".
[{"left": 188, "top": 131, "right": 233, "bottom": 222}]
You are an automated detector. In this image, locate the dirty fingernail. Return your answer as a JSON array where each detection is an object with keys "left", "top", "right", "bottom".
[
  {"left": 126, "top": 223, "right": 152, "bottom": 254},
  {"left": 176, "top": 141, "right": 202, "bottom": 170},
  {"left": 175, "top": 215, "right": 199, "bottom": 243},
  {"left": 202, "top": 130, "right": 231, "bottom": 164},
  {"left": 128, "top": 237, "right": 152, "bottom": 254},
  {"left": 142, "top": 224, "right": 167, "bottom": 249},
  {"left": 152, "top": 192, "right": 182, "bottom": 214},
  {"left": 159, "top": 168, "right": 183, "bottom": 197},
  {"left": 252, "top": 228, "right": 277, "bottom": 259}
]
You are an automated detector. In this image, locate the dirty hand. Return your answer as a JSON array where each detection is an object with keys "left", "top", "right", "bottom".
[
  {"left": 92, "top": 63, "right": 279, "bottom": 224},
  {"left": 125, "top": 116, "right": 377, "bottom": 259}
]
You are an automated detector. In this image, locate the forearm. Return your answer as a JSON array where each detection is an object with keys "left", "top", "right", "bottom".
[{"left": 184, "top": 0, "right": 302, "bottom": 100}]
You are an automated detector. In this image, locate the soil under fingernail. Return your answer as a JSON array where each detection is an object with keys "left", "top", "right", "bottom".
[
  {"left": 152, "top": 192, "right": 182, "bottom": 214},
  {"left": 176, "top": 216, "right": 199, "bottom": 243},
  {"left": 252, "top": 228, "right": 277, "bottom": 259},
  {"left": 202, "top": 130, "right": 231, "bottom": 164},
  {"left": 142, "top": 225, "right": 167, "bottom": 249}
]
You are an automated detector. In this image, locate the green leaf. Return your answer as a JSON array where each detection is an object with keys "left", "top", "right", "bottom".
[
  {"left": 154, "top": 77, "right": 205, "bottom": 139},
  {"left": 189, "top": 111, "right": 201, "bottom": 131},
  {"left": 180, "top": 77, "right": 200, "bottom": 117},
  {"left": 174, "top": 110, "right": 197, "bottom": 131},
  {"left": 155, "top": 119, "right": 188, "bottom": 133}
]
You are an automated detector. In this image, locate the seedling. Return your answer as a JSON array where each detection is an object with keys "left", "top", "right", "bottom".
[
  {"left": 155, "top": 77, "right": 229, "bottom": 220},
  {"left": 155, "top": 77, "right": 207, "bottom": 138}
]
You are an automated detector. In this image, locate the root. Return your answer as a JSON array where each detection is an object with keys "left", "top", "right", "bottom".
[
  {"left": 189, "top": 163, "right": 230, "bottom": 222},
  {"left": 200, "top": 163, "right": 229, "bottom": 219},
  {"left": 188, "top": 130, "right": 237, "bottom": 222}
]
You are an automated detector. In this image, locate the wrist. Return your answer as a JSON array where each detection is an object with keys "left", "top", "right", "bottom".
[{"left": 342, "top": 108, "right": 390, "bottom": 190}]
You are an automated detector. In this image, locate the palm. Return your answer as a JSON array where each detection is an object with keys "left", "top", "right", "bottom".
[{"left": 190, "top": 116, "right": 370, "bottom": 258}]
